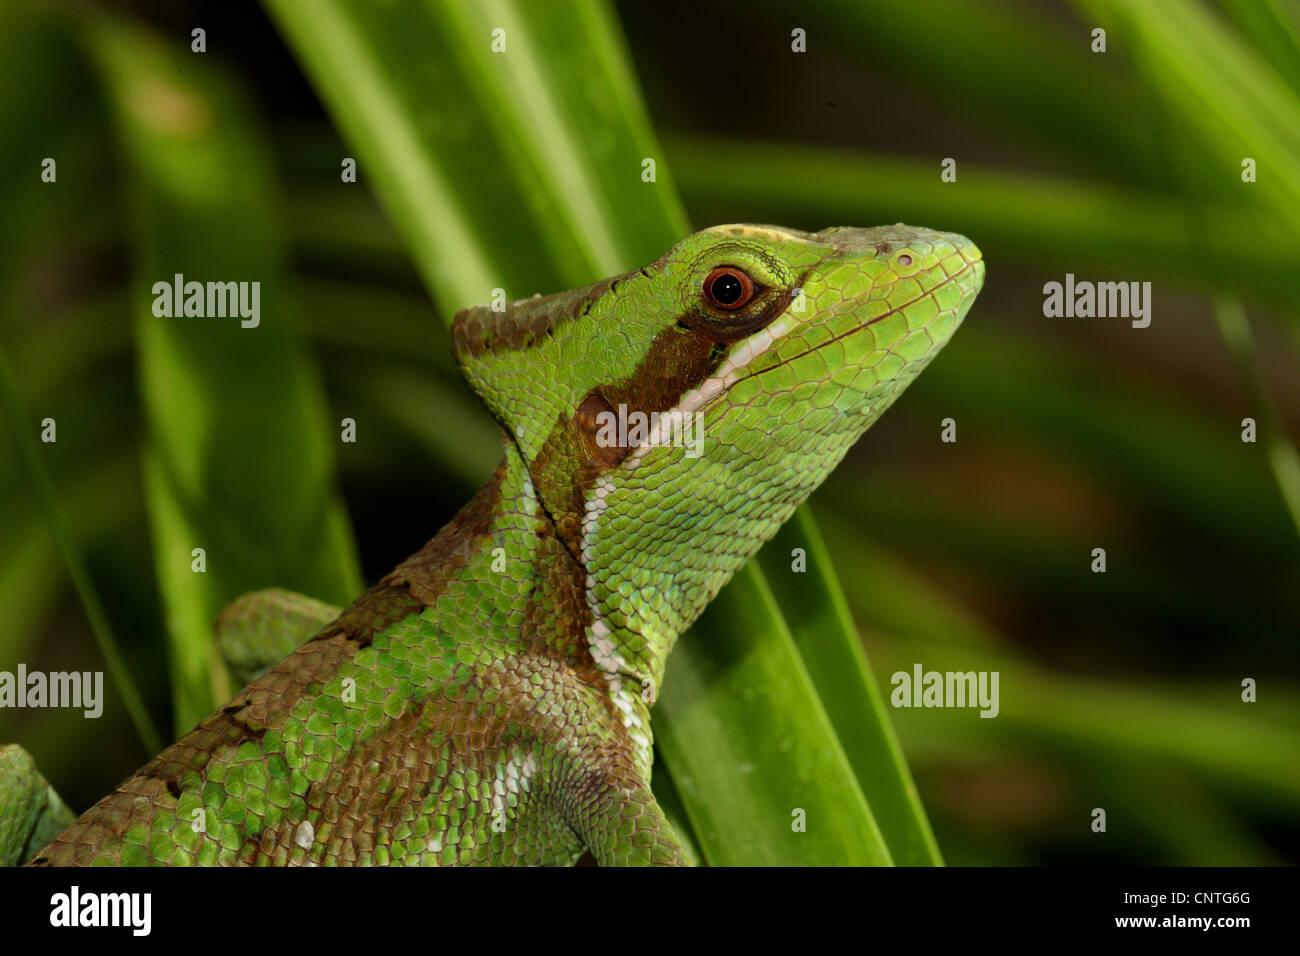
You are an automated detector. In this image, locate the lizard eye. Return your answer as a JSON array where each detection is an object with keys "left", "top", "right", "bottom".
[{"left": 703, "top": 267, "right": 755, "bottom": 310}]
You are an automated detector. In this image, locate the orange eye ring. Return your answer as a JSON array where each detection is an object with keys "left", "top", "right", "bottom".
[{"left": 703, "top": 267, "right": 755, "bottom": 310}]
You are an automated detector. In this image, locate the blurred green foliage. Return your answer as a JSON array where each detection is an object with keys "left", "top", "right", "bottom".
[{"left": 0, "top": 0, "right": 1296, "bottom": 865}]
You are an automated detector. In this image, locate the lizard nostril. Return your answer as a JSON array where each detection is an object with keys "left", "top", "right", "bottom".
[{"left": 897, "top": 254, "right": 913, "bottom": 267}]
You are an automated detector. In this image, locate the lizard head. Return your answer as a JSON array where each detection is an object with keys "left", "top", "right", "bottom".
[{"left": 453, "top": 223, "right": 983, "bottom": 672}]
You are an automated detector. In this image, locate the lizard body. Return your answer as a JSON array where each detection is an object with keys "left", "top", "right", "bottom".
[{"left": 1, "top": 223, "right": 983, "bottom": 866}]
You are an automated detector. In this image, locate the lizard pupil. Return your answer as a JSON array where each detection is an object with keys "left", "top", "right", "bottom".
[
  {"left": 704, "top": 267, "right": 754, "bottom": 310},
  {"left": 711, "top": 274, "right": 743, "bottom": 304}
]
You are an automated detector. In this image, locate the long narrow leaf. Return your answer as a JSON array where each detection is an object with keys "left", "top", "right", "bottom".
[{"left": 83, "top": 15, "right": 362, "bottom": 731}]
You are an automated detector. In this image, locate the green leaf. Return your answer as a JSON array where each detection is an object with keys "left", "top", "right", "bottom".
[
  {"left": 656, "top": 564, "right": 890, "bottom": 865},
  {"left": 1212, "top": 296, "right": 1300, "bottom": 541},
  {"left": 1078, "top": 0, "right": 1300, "bottom": 230},
  {"left": 759, "top": 509, "right": 941, "bottom": 865},
  {"left": 82, "top": 15, "right": 362, "bottom": 731},
  {"left": 0, "top": 347, "right": 161, "bottom": 753}
]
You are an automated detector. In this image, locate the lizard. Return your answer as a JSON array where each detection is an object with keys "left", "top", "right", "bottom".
[{"left": 0, "top": 222, "right": 984, "bottom": 866}]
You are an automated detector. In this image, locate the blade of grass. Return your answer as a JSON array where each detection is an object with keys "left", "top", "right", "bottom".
[
  {"left": 1217, "top": 0, "right": 1300, "bottom": 96},
  {"left": 649, "top": 757, "right": 702, "bottom": 867},
  {"left": 1212, "top": 295, "right": 1300, "bottom": 541},
  {"left": 1078, "top": 0, "right": 1300, "bottom": 233},
  {"left": 82, "top": 14, "right": 362, "bottom": 731},
  {"left": 0, "top": 346, "right": 161, "bottom": 752},
  {"left": 262, "top": 0, "right": 504, "bottom": 307},
  {"left": 759, "top": 509, "right": 942, "bottom": 865},
  {"left": 0, "top": 453, "right": 142, "bottom": 679},
  {"left": 656, "top": 563, "right": 891, "bottom": 865}
]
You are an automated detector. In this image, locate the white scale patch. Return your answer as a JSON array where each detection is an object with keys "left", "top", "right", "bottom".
[
  {"left": 520, "top": 469, "right": 537, "bottom": 517},
  {"left": 581, "top": 593, "right": 652, "bottom": 768},
  {"left": 490, "top": 749, "right": 539, "bottom": 824}
]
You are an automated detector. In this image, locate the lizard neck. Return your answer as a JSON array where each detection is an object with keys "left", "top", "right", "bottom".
[{"left": 424, "top": 440, "right": 662, "bottom": 774}]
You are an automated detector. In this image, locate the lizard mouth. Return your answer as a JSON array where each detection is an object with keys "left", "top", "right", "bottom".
[{"left": 711, "top": 252, "right": 984, "bottom": 406}]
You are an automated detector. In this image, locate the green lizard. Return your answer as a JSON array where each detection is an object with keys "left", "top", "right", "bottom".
[{"left": 0, "top": 222, "right": 983, "bottom": 866}]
